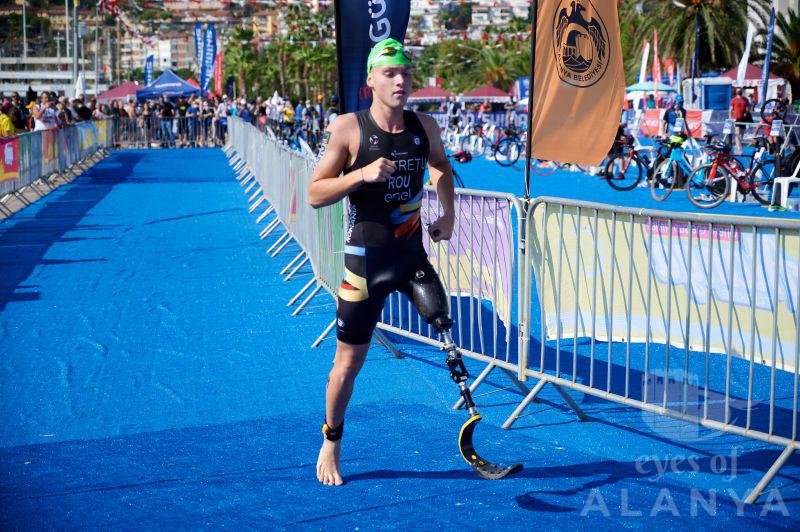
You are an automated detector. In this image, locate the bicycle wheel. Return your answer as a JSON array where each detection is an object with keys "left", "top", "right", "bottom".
[
  {"left": 760, "top": 99, "right": 788, "bottom": 121},
  {"left": 530, "top": 158, "right": 559, "bottom": 175},
  {"left": 748, "top": 159, "right": 776, "bottom": 205},
  {"left": 473, "top": 135, "right": 487, "bottom": 156},
  {"left": 604, "top": 152, "right": 643, "bottom": 191},
  {"left": 460, "top": 134, "right": 486, "bottom": 156},
  {"left": 650, "top": 159, "right": 678, "bottom": 201},
  {"left": 494, "top": 137, "right": 520, "bottom": 167},
  {"left": 686, "top": 163, "right": 730, "bottom": 209}
]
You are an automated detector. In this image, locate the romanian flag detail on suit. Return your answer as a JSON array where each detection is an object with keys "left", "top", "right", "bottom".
[
  {"left": 530, "top": 0, "right": 625, "bottom": 166},
  {"left": 0, "top": 138, "right": 20, "bottom": 183},
  {"left": 391, "top": 189, "right": 422, "bottom": 239},
  {"left": 339, "top": 267, "right": 369, "bottom": 302}
]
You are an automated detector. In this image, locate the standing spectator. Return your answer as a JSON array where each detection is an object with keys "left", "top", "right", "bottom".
[
  {"left": 186, "top": 98, "right": 199, "bottom": 147},
  {"left": 32, "top": 93, "right": 58, "bottom": 131},
  {"left": 294, "top": 100, "right": 304, "bottom": 124},
  {"left": 159, "top": 96, "right": 176, "bottom": 148},
  {"left": 215, "top": 96, "right": 229, "bottom": 143},
  {"left": 446, "top": 96, "right": 460, "bottom": 127},
  {"left": 325, "top": 98, "right": 338, "bottom": 128},
  {"left": 176, "top": 97, "right": 189, "bottom": 147},
  {"left": 314, "top": 95, "right": 324, "bottom": 121},
  {"left": 93, "top": 104, "right": 109, "bottom": 120},
  {"left": 0, "top": 102, "right": 15, "bottom": 137},
  {"left": 729, "top": 87, "right": 751, "bottom": 154},
  {"left": 55, "top": 100, "right": 72, "bottom": 128},
  {"left": 9, "top": 93, "right": 27, "bottom": 132},
  {"left": 141, "top": 101, "right": 153, "bottom": 143},
  {"left": 282, "top": 100, "right": 296, "bottom": 138},
  {"left": 72, "top": 98, "right": 92, "bottom": 121},
  {"left": 662, "top": 95, "right": 688, "bottom": 138},
  {"left": 56, "top": 96, "right": 73, "bottom": 126}
]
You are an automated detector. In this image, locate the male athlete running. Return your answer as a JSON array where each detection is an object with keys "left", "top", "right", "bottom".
[{"left": 308, "top": 38, "right": 456, "bottom": 486}]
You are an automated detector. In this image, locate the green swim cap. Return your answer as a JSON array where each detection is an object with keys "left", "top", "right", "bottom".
[{"left": 366, "top": 38, "right": 412, "bottom": 74}]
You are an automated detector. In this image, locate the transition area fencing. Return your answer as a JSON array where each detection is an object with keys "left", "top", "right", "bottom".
[
  {"left": 0, "top": 120, "right": 114, "bottom": 214},
  {"left": 113, "top": 116, "right": 225, "bottom": 149},
  {"left": 223, "top": 117, "right": 799, "bottom": 504}
]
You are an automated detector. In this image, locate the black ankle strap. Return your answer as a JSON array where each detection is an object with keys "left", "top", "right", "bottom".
[{"left": 322, "top": 420, "right": 344, "bottom": 441}]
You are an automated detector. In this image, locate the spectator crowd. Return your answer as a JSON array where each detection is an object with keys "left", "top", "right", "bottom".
[{"left": 0, "top": 86, "right": 341, "bottom": 150}]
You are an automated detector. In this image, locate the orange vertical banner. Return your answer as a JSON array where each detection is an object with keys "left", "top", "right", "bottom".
[{"left": 530, "top": 0, "right": 625, "bottom": 166}]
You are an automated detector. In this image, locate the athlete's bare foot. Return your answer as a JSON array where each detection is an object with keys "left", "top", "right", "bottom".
[{"left": 316, "top": 439, "right": 344, "bottom": 486}]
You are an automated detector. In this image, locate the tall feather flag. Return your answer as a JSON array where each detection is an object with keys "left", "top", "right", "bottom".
[
  {"left": 333, "top": 0, "right": 411, "bottom": 113},
  {"left": 214, "top": 52, "right": 224, "bottom": 97},
  {"left": 144, "top": 55, "right": 154, "bottom": 86},
  {"left": 200, "top": 24, "right": 217, "bottom": 96},
  {"left": 736, "top": 23, "right": 756, "bottom": 88},
  {"left": 638, "top": 38, "right": 650, "bottom": 109},
  {"left": 761, "top": 7, "right": 776, "bottom": 103},
  {"left": 194, "top": 23, "right": 204, "bottom": 77},
  {"left": 528, "top": 0, "right": 625, "bottom": 167},
  {"left": 652, "top": 30, "right": 661, "bottom": 101}
]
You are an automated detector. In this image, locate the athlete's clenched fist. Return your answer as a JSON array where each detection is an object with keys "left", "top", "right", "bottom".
[{"left": 360, "top": 157, "right": 396, "bottom": 184}]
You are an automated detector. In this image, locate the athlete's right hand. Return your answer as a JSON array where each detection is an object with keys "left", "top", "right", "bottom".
[{"left": 360, "top": 157, "right": 396, "bottom": 184}]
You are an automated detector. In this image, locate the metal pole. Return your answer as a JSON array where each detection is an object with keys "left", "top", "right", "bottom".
[
  {"left": 333, "top": 0, "right": 346, "bottom": 115},
  {"left": 94, "top": 4, "right": 99, "bottom": 96},
  {"left": 72, "top": 0, "right": 79, "bottom": 88},
  {"left": 690, "top": 11, "right": 699, "bottom": 106},
  {"left": 66, "top": 0, "right": 70, "bottom": 58},
  {"left": 22, "top": 0, "right": 28, "bottom": 58},
  {"left": 524, "top": 0, "right": 537, "bottom": 200}
]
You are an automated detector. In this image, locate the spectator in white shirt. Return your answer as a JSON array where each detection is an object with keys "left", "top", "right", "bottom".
[{"left": 32, "top": 93, "right": 58, "bottom": 131}]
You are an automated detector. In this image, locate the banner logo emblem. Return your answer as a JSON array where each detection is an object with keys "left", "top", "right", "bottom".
[{"left": 553, "top": 0, "right": 609, "bottom": 88}]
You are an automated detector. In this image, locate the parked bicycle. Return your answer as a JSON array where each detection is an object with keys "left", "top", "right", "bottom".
[
  {"left": 650, "top": 135, "right": 705, "bottom": 201},
  {"left": 603, "top": 135, "right": 668, "bottom": 191},
  {"left": 685, "top": 138, "right": 774, "bottom": 208}
]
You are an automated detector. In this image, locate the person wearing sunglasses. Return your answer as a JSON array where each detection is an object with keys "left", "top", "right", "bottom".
[{"left": 308, "top": 38, "right": 456, "bottom": 486}]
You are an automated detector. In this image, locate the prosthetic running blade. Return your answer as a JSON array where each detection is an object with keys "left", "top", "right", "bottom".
[{"left": 458, "top": 414, "right": 523, "bottom": 480}]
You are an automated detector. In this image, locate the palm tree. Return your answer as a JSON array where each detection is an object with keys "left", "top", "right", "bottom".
[
  {"left": 755, "top": 8, "right": 800, "bottom": 98},
  {"left": 622, "top": 0, "right": 769, "bottom": 82},
  {"left": 224, "top": 28, "right": 257, "bottom": 98},
  {"left": 478, "top": 47, "right": 512, "bottom": 88}
]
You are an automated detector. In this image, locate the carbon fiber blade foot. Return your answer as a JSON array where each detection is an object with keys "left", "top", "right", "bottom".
[{"left": 458, "top": 414, "right": 523, "bottom": 480}]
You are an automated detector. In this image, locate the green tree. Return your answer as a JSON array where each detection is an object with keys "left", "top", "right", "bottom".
[
  {"left": 621, "top": 0, "right": 769, "bottom": 83},
  {"left": 224, "top": 28, "right": 258, "bottom": 98}
]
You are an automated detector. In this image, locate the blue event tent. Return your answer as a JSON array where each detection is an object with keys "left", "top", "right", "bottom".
[{"left": 136, "top": 70, "right": 200, "bottom": 101}]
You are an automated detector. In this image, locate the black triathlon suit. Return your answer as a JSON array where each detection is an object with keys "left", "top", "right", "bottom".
[{"left": 336, "top": 109, "right": 444, "bottom": 344}]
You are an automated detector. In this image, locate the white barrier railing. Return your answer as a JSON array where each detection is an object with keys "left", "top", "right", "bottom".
[
  {"left": 514, "top": 196, "right": 800, "bottom": 504},
  {"left": 377, "top": 188, "right": 526, "bottom": 381}
]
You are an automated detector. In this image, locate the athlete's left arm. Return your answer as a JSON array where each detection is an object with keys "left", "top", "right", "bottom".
[{"left": 419, "top": 113, "right": 455, "bottom": 242}]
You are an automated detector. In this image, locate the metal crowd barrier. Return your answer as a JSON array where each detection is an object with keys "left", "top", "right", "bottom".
[
  {"left": 224, "top": 116, "right": 800, "bottom": 504},
  {"left": 0, "top": 120, "right": 113, "bottom": 214},
  {"left": 115, "top": 116, "right": 224, "bottom": 149},
  {"left": 376, "top": 188, "right": 527, "bottom": 395},
  {"left": 225, "top": 118, "right": 528, "bottom": 363},
  {"left": 512, "top": 196, "right": 800, "bottom": 503},
  {"left": 225, "top": 118, "right": 345, "bottom": 326}
]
